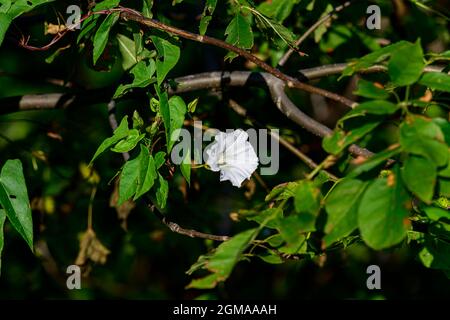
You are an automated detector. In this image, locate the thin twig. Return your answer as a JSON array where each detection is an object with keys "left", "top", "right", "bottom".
[{"left": 278, "top": 1, "right": 353, "bottom": 67}]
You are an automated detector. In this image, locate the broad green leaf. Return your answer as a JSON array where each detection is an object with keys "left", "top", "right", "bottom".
[
  {"left": 353, "top": 79, "right": 390, "bottom": 100},
  {"left": 323, "top": 118, "right": 381, "bottom": 155},
  {"left": 439, "top": 178, "right": 450, "bottom": 197},
  {"left": 257, "top": 0, "right": 299, "bottom": 22},
  {"left": 0, "top": 1, "right": 11, "bottom": 13},
  {"left": 419, "top": 72, "right": 450, "bottom": 93},
  {"left": 399, "top": 116, "right": 448, "bottom": 167},
  {"left": 92, "top": 12, "right": 120, "bottom": 65},
  {"left": 156, "top": 87, "right": 171, "bottom": 151},
  {"left": 224, "top": 14, "right": 254, "bottom": 61},
  {"left": 117, "top": 34, "right": 138, "bottom": 70},
  {"left": 423, "top": 206, "right": 449, "bottom": 222},
  {"left": 118, "top": 150, "right": 144, "bottom": 205},
  {"left": 180, "top": 148, "right": 191, "bottom": 185},
  {"left": 151, "top": 35, "right": 180, "bottom": 86},
  {"left": 388, "top": 40, "right": 424, "bottom": 86},
  {"left": 348, "top": 145, "right": 401, "bottom": 178},
  {"left": 187, "top": 228, "right": 257, "bottom": 289},
  {"left": 114, "top": 60, "right": 156, "bottom": 98},
  {"left": 134, "top": 152, "right": 157, "bottom": 200},
  {"left": 341, "top": 100, "right": 399, "bottom": 122},
  {"left": 402, "top": 155, "right": 437, "bottom": 203},
  {"left": 342, "top": 41, "right": 410, "bottom": 78},
  {"left": 90, "top": 116, "right": 129, "bottom": 163},
  {"left": 199, "top": 0, "right": 217, "bottom": 35},
  {"left": 167, "top": 96, "right": 187, "bottom": 152},
  {"left": 0, "top": 160, "right": 33, "bottom": 250},
  {"left": 0, "top": 208, "right": 5, "bottom": 274},
  {"left": 156, "top": 173, "right": 169, "bottom": 209},
  {"left": 293, "top": 180, "right": 322, "bottom": 215},
  {"left": 111, "top": 129, "right": 145, "bottom": 153},
  {"left": 324, "top": 179, "right": 367, "bottom": 246},
  {"left": 358, "top": 169, "right": 411, "bottom": 249},
  {"left": 0, "top": 13, "right": 12, "bottom": 46},
  {"left": 278, "top": 214, "right": 315, "bottom": 244},
  {"left": 244, "top": 207, "right": 283, "bottom": 229}
]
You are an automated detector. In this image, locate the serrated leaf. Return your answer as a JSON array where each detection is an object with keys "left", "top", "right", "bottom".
[
  {"left": 90, "top": 116, "right": 129, "bottom": 163},
  {"left": 358, "top": 168, "right": 411, "bottom": 249},
  {"left": 92, "top": 12, "right": 119, "bottom": 65},
  {"left": 0, "top": 160, "right": 33, "bottom": 251},
  {"left": 151, "top": 35, "right": 180, "bottom": 86},
  {"left": 324, "top": 179, "right": 367, "bottom": 246}
]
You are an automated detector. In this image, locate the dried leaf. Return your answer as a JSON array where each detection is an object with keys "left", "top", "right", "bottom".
[{"left": 75, "top": 229, "right": 110, "bottom": 266}]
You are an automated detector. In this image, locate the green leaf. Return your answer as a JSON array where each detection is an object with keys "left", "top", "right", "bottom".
[
  {"left": 265, "top": 181, "right": 299, "bottom": 202},
  {"left": 167, "top": 96, "right": 187, "bottom": 152},
  {"left": 244, "top": 207, "right": 283, "bottom": 229},
  {"left": 358, "top": 169, "right": 411, "bottom": 249},
  {"left": 323, "top": 118, "right": 381, "bottom": 155},
  {"left": 117, "top": 34, "right": 138, "bottom": 70},
  {"left": 293, "top": 180, "right": 322, "bottom": 215},
  {"left": 187, "top": 228, "right": 257, "bottom": 289},
  {"left": 278, "top": 214, "right": 315, "bottom": 244},
  {"left": 348, "top": 145, "right": 402, "bottom": 178},
  {"left": 187, "top": 98, "right": 199, "bottom": 113},
  {"left": 0, "top": 160, "right": 33, "bottom": 250},
  {"left": 118, "top": 150, "right": 144, "bottom": 205},
  {"left": 314, "top": 4, "right": 333, "bottom": 43},
  {"left": 342, "top": 41, "right": 410, "bottom": 78},
  {"left": 0, "top": 13, "right": 12, "bottom": 46},
  {"left": 419, "top": 236, "right": 450, "bottom": 271},
  {"left": 142, "top": 0, "right": 153, "bottom": 18},
  {"left": 134, "top": 152, "right": 157, "bottom": 200},
  {"left": 388, "top": 40, "right": 424, "bottom": 86},
  {"left": 90, "top": 116, "right": 129, "bottom": 163},
  {"left": 180, "top": 148, "right": 191, "bottom": 185},
  {"left": 114, "top": 60, "right": 156, "bottom": 98},
  {"left": 399, "top": 116, "right": 448, "bottom": 167},
  {"left": 0, "top": 208, "right": 5, "bottom": 274},
  {"left": 111, "top": 129, "right": 145, "bottom": 153},
  {"left": 92, "top": 12, "right": 120, "bottom": 65},
  {"left": 341, "top": 100, "right": 399, "bottom": 122},
  {"left": 423, "top": 206, "right": 449, "bottom": 222},
  {"left": 151, "top": 35, "right": 180, "bottom": 86},
  {"left": 324, "top": 179, "right": 367, "bottom": 246},
  {"left": 402, "top": 155, "right": 437, "bottom": 203},
  {"left": 155, "top": 151, "right": 166, "bottom": 169},
  {"left": 156, "top": 173, "right": 169, "bottom": 209},
  {"left": 224, "top": 14, "right": 254, "bottom": 61},
  {"left": 253, "top": 10, "right": 296, "bottom": 50},
  {"left": 257, "top": 0, "right": 299, "bottom": 22},
  {"left": 353, "top": 79, "right": 390, "bottom": 99},
  {"left": 199, "top": 0, "right": 217, "bottom": 35},
  {"left": 419, "top": 72, "right": 450, "bottom": 93}
]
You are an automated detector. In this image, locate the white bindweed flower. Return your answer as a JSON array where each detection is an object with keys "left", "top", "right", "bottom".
[{"left": 205, "top": 129, "right": 259, "bottom": 187}]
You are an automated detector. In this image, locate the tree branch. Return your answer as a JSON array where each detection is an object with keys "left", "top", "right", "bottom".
[{"left": 119, "top": 10, "right": 356, "bottom": 108}]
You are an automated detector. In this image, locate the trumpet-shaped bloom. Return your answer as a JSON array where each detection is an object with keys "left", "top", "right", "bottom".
[{"left": 205, "top": 129, "right": 259, "bottom": 187}]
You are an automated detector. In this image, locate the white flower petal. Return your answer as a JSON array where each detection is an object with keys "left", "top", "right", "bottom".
[{"left": 205, "top": 129, "right": 259, "bottom": 187}]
